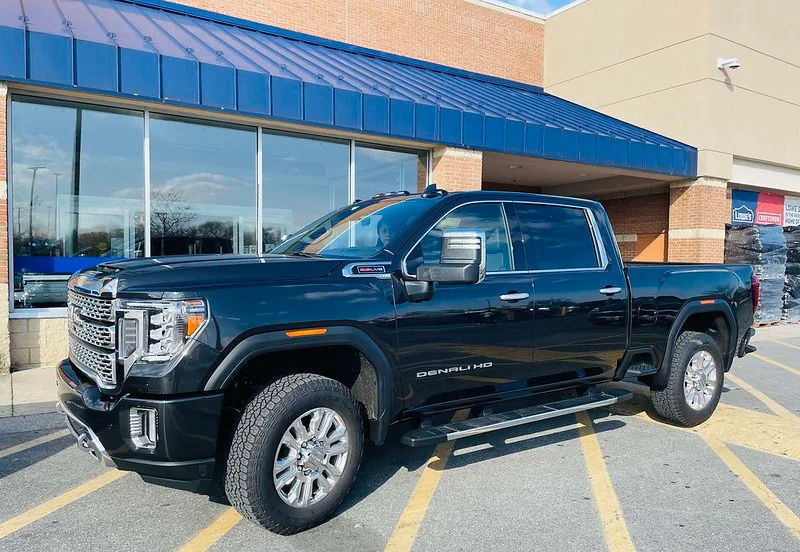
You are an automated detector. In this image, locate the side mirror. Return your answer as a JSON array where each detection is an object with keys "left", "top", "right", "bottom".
[{"left": 416, "top": 228, "right": 485, "bottom": 285}]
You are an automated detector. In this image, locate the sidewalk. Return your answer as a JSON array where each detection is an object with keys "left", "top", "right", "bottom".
[
  {"left": 0, "top": 323, "right": 797, "bottom": 419},
  {"left": 0, "top": 365, "right": 58, "bottom": 418}
]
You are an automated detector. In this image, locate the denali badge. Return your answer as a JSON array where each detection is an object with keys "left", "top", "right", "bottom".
[{"left": 416, "top": 362, "right": 493, "bottom": 378}]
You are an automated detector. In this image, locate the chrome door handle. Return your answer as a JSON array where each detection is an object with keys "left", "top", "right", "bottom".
[
  {"left": 599, "top": 286, "right": 623, "bottom": 296},
  {"left": 500, "top": 292, "right": 530, "bottom": 302}
]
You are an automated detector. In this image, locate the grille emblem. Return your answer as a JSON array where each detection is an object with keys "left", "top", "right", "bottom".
[{"left": 68, "top": 305, "right": 83, "bottom": 327}]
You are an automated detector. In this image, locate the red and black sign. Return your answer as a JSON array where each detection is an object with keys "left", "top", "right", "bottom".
[{"left": 353, "top": 265, "right": 387, "bottom": 274}]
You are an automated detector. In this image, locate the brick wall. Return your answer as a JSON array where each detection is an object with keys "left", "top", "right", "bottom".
[
  {"left": 668, "top": 178, "right": 728, "bottom": 263},
  {"left": 0, "top": 84, "right": 8, "bottom": 373},
  {"left": 174, "top": 0, "right": 544, "bottom": 86},
  {"left": 596, "top": 191, "right": 669, "bottom": 262},
  {"left": 9, "top": 319, "right": 68, "bottom": 370},
  {"left": 430, "top": 147, "right": 483, "bottom": 191}
]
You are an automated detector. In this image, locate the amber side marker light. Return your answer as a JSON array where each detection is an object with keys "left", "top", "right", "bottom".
[
  {"left": 286, "top": 328, "right": 328, "bottom": 338},
  {"left": 700, "top": 299, "right": 716, "bottom": 305}
]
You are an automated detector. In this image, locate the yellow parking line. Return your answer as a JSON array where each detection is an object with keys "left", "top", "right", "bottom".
[
  {"left": 726, "top": 373, "right": 800, "bottom": 424},
  {"left": 385, "top": 409, "right": 470, "bottom": 552},
  {"left": 703, "top": 434, "right": 800, "bottom": 541},
  {"left": 179, "top": 507, "right": 242, "bottom": 552},
  {"left": 773, "top": 340, "right": 800, "bottom": 352},
  {"left": 0, "top": 470, "right": 127, "bottom": 539},
  {"left": 752, "top": 353, "right": 800, "bottom": 377},
  {"left": 576, "top": 411, "right": 635, "bottom": 552},
  {"left": 0, "top": 429, "right": 70, "bottom": 460}
]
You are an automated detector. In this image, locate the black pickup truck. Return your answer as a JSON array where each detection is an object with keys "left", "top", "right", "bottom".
[{"left": 57, "top": 187, "right": 757, "bottom": 534}]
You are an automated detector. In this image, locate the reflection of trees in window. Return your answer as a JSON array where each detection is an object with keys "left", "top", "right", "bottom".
[{"left": 151, "top": 189, "right": 197, "bottom": 238}]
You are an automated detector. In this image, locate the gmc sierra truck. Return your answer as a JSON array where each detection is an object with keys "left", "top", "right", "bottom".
[{"left": 57, "top": 186, "right": 757, "bottom": 534}]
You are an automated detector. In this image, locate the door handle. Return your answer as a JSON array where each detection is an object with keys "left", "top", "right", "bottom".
[
  {"left": 599, "top": 286, "right": 623, "bottom": 296},
  {"left": 500, "top": 292, "right": 530, "bottom": 302}
]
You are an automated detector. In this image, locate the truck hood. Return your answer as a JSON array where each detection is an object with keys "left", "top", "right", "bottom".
[{"left": 91, "top": 254, "right": 343, "bottom": 296}]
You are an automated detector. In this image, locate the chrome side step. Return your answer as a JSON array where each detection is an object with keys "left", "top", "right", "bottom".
[{"left": 401, "top": 388, "right": 632, "bottom": 447}]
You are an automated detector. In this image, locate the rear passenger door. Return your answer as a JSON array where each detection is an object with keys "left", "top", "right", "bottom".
[{"left": 514, "top": 202, "right": 628, "bottom": 385}]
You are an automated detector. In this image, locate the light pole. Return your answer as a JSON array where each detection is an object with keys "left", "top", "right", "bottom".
[
  {"left": 28, "top": 166, "right": 46, "bottom": 252},
  {"left": 52, "top": 171, "right": 62, "bottom": 238}
]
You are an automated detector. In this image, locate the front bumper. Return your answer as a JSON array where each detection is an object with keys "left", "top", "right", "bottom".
[{"left": 57, "top": 358, "right": 224, "bottom": 493}]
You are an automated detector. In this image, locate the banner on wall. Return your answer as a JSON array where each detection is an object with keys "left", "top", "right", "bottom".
[{"left": 731, "top": 189, "right": 800, "bottom": 226}]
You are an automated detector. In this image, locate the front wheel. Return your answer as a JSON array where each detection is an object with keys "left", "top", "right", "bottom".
[
  {"left": 225, "top": 374, "right": 364, "bottom": 534},
  {"left": 649, "top": 331, "right": 724, "bottom": 427}
]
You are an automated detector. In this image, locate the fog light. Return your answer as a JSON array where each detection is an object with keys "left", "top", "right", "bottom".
[{"left": 129, "top": 407, "right": 157, "bottom": 451}]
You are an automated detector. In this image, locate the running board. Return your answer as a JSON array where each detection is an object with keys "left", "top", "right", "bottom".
[{"left": 401, "top": 389, "right": 633, "bottom": 447}]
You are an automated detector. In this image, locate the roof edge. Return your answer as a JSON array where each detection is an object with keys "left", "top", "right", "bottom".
[{"left": 117, "top": 0, "right": 545, "bottom": 94}]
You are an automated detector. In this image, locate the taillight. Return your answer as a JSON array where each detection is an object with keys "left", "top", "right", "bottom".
[{"left": 751, "top": 274, "right": 760, "bottom": 309}]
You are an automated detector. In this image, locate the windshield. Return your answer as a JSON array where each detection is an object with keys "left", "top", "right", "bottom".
[{"left": 270, "top": 196, "right": 434, "bottom": 258}]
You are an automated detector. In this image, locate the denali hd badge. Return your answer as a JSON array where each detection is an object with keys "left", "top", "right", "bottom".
[{"left": 416, "top": 362, "right": 493, "bottom": 378}]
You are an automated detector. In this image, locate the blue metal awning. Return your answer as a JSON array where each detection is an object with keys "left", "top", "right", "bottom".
[{"left": 0, "top": 0, "right": 697, "bottom": 177}]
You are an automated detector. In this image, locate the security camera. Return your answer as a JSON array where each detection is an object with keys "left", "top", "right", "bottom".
[{"left": 717, "top": 57, "right": 741, "bottom": 70}]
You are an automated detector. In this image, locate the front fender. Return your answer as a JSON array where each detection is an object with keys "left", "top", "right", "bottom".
[{"left": 203, "top": 326, "right": 397, "bottom": 445}]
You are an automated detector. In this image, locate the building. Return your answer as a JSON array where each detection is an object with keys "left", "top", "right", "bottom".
[
  {"left": 2, "top": 0, "right": 764, "bottom": 374},
  {"left": 546, "top": 0, "right": 800, "bottom": 261}
]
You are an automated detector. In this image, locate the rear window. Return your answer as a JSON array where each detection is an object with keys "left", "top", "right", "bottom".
[{"left": 515, "top": 203, "right": 600, "bottom": 270}]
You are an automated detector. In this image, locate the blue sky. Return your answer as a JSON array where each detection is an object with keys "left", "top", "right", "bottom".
[{"left": 500, "top": 0, "right": 574, "bottom": 14}]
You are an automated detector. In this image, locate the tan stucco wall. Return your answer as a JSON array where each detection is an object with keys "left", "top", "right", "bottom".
[{"left": 545, "top": 0, "right": 800, "bottom": 181}]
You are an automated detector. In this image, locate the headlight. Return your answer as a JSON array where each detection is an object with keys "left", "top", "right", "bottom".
[{"left": 115, "top": 298, "right": 208, "bottom": 366}]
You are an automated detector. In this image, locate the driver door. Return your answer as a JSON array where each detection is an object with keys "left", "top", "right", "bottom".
[{"left": 394, "top": 201, "right": 534, "bottom": 411}]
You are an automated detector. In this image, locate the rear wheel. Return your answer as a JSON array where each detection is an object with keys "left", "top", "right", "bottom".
[
  {"left": 649, "top": 331, "right": 724, "bottom": 427},
  {"left": 225, "top": 374, "right": 364, "bottom": 534}
]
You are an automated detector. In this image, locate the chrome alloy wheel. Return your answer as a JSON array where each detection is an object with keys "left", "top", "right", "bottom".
[
  {"left": 273, "top": 407, "right": 350, "bottom": 508},
  {"left": 683, "top": 350, "right": 718, "bottom": 411}
]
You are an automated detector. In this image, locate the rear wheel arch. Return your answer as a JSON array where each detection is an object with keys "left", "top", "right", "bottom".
[
  {"left": 652, "top": 301, "right": 737, "bottom": 388},
  {"left": 206, "top": 326, "right": 397, "bottom": 445}
]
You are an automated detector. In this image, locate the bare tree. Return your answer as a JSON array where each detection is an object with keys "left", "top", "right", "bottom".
[{"left": 151, "top": 189, "right": 197, "bottom": 238}]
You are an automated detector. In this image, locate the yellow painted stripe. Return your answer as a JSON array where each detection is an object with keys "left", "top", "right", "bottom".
[
  {"left": 726, "top": 373, "right": 800, "bottom": 424},
  {"left": 576, "top": 411, "right": 635, "bottom": 552},
  {"left": 773, "top": 340, "right": 800, "bottom": 352},
  {"left": 385, "top": 409, "right": 470, "bottom": 552},
  {"left": 752, "top": 353, "right": 800, "bottom": 377},
  {"left": 0, "top": 429, "right": 69, "bottom": 460},
  {"left": 0, "top": 470, "right": 127, "bottom": 539},
  {"left": 703, "top": 434, "right": 800, "bottom": 541},
  {"left": 179, "top": 507, "right": 242, "bottom": 552}
]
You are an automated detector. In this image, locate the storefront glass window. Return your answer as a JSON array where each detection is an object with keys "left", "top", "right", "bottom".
[
  {"left": 262, "top": 132, "right": 349, "bottom": 252},
  {"left": 149, "top": 115, "right": 257, "bottom": 256},
  {"left": 10, "top": 98, "right": 145, "bottom": 309},
  {"left": 9, "top": 97, "right": 429, "bottom": 311},
  {"left": 354, "top": 144, "right": 427, "bottom": 200}
]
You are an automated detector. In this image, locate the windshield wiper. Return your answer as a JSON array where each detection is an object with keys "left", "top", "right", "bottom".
[{"left": 289, "top": 251, "right": 321, "bottom": 258}]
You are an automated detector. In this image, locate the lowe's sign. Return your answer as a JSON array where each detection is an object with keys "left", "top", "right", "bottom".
[{"left": 731, "top": 189, "right": 800, "bottom": 226}]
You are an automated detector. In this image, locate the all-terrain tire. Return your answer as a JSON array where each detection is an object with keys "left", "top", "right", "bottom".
[
  {"left": 650, "top": 331, "right": 724, "bottom": 427},
  {"left": 225, "top": 374, "right": 364, "bottom": 535}
]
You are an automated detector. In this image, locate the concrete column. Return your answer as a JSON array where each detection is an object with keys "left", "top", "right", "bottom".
[
  {"left": 667, "top": 177, "right": 729, "bottom": 263},
  {"left": 0, "top": 83, "right": 10, "bottom": 374},
  {"left": 430, "top": 147, "right": 483, "bottom": 191}
]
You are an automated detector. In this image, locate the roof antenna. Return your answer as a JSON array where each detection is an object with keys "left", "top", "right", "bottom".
[{"left": 421, "top": 183, "right": 449, "bottom": 198}]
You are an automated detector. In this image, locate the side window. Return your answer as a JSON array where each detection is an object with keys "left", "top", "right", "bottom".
[
  {"left": 406, "top": 203, "right": 513, "bottom": 275},
  {"left": 516, "top": 203, "right": 600, "bottom": 270}
]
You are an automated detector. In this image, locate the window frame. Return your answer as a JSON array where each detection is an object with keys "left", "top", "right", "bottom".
[
  {"left": 514, "top": 201, "right": 610, "bottom": 273},
  {"left": 6, "top": 91, "right": 431, "bottom": 315},
  {"left": 401, "top": 200, "right": 516, "bottom": 279}
]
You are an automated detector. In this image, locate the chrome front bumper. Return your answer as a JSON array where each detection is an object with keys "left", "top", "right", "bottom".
[{"left": 57, "top": 401, "right": 117, "bottom": 468}]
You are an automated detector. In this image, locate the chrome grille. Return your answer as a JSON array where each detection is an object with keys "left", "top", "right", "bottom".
[
  {"left": 67, "top": 290, "right": 116, "bottom": 387},
  {"left": 69, "top": 338, "right": 116, "bottom": 385},
  {"left": 67, "top": 290, "right": 114, "bottom": 322},
  {"left": 69, "top": 318, "right": 115, "bottom": 350}
]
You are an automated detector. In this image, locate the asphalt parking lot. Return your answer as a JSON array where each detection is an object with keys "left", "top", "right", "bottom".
[{"left": 0, "top": 334, "right": 798, "bottom": 552}]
